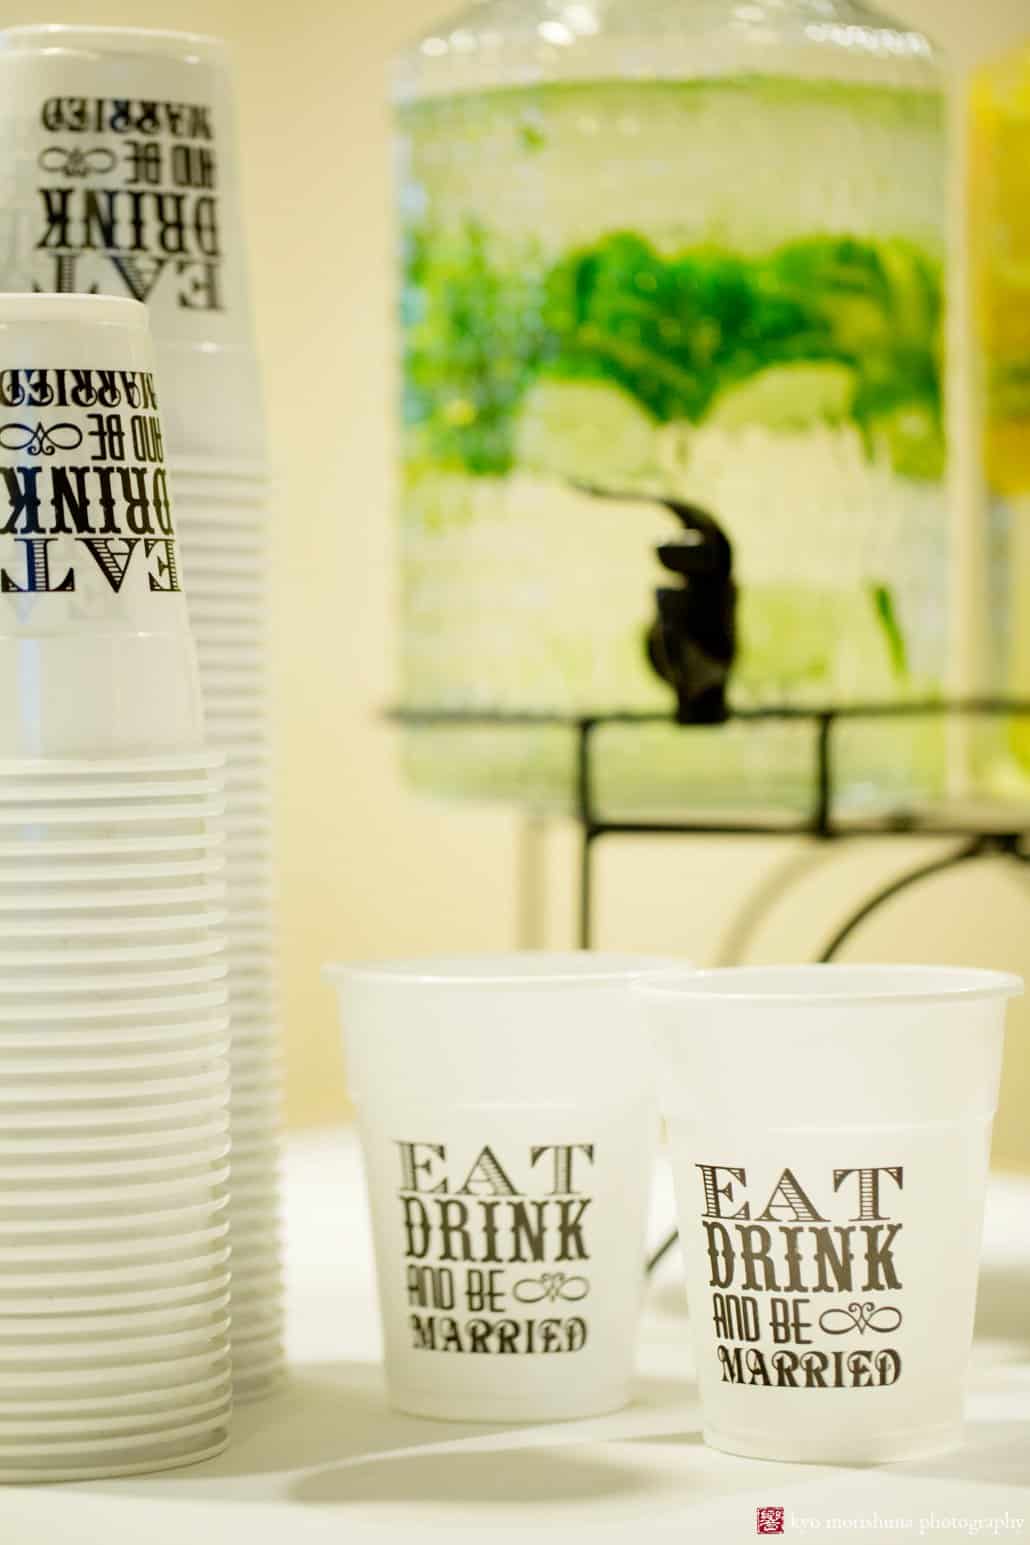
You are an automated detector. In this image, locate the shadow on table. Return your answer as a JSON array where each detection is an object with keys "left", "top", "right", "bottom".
[
  {"left": 284, "top": 1365, "right": 700, "bottom": 1509},
  {"left": 79, "top": 1361, "right": 700, "bottom": 1506},
  {"left": 293, "top": 1440, "right": 652, "bottom": 1509}
]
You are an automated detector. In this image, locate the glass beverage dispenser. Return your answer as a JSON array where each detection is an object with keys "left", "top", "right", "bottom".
[{"left": 394, "top": 0, "right": 949, "bottom": 815}]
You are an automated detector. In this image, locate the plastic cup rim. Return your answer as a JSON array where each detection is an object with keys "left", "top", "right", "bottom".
[
  {"left": 0, "top": 752, "right": 225, "bottom": 778},
  {"left": 0, "top": 1369, "right": 232, "bottom": 1417},
  {"left": 0, "top": 24, "right": 229, "bottom": 59},
  {"left": 0, "top": 1275, "right": 232, "bottom": 1317},
  {"left": 0, "top": 1432, "right": 229, "bottom": 1482},
  {"left": 635, "top": 963, "right": 1025, "bottom": 1006},
  {"left": 0, "top": 1018, "right": 231, "bottom": 1047},
  {"left": 0, "top": 1145, "right": 231, "bottom": 1178},
  {"left": 324, "top": 950, "right": 688, "bottom": 990},
  {"left": 0, "top": 293, "right": 147, "bottom": 330}
]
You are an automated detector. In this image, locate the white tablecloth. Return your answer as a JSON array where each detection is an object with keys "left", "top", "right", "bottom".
[{"left": 1, "top": 1128, "right": 1028, "bottom": 1544}]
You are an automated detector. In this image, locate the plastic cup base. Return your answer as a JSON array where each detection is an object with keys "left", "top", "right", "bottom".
[
  {"left": 0, "top": 1427, "right": 229, "bottom": 1483},
  {"left": 700, "top": 1420, "right": 964, "bottom": 1466},
  {"left": 386, "top": 1383, "right": 631, "bottom": 1425},
  {"left": 0, "top": 1386, "right": 232, "bottom": 1441}
]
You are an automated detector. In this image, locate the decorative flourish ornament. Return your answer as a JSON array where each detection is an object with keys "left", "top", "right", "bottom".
[
  {"left": 37, "top": 145, "right": 117, "bottom": 177},
  {"left": 512, "top": 1272, "right": 591, "bottom": 1304},
  {"left": 0, "top": 420, "right": 84, "bottom": 455},
  {"left": 818, "top": 1301, "right": 904, "bottom": 1336}
]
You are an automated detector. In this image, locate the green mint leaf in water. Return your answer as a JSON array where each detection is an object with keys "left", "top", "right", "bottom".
[{"left": 869, "top": 582, "right": 909, "bottom": 679}]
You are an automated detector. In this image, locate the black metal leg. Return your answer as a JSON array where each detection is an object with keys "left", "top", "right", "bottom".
[
  {"left": 576, "top": 719, "right": 597, "bottom": 950},
  {"left": 579, "top": 829, "right": 593, "bottom": 950},
  {"left": 714, "top": 844, "right": 843, "bottom": 966},
  {"left": 817, "top": 838, "right": 992, "bottom": 962},
  {"left": 646, "top": 1229, "right": 681, "bottom": 1276}
]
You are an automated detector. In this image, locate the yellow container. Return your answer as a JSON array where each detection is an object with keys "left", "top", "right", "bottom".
[{"left": 971, "top": 44, "right": 1030, "bottom": 779}]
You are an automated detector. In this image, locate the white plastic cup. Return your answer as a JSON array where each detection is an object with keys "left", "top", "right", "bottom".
[
  {"left": 636, "top": 965, "right": 1023, "bottom": 1466},
  {"left": 325, "top": 952, "right": 672, "bottom": 1424},
  {"left": 0, "top": 293, "right": 203, "bottom": 757},
  {"left": 0, "top": 26, "right": 263, "bottom": 469}
]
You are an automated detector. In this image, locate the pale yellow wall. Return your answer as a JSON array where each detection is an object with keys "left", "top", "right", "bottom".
[{"left": 10, "top": 0, "right": 1030, "bottom": 1164}]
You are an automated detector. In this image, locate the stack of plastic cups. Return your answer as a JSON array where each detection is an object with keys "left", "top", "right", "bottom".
[
  {"left": 0, "top": 25, "right": 285, "bottom": 1398},
  {"left": 0, "top": 294, "right": 232, "bottom": 1480},
  {"left": 173, "top": 472, "right": 282, "bottom": 1396}
]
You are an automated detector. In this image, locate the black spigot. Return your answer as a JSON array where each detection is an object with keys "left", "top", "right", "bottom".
[{"left": 575, "top": 486, "right": 736, "bottom": 724}]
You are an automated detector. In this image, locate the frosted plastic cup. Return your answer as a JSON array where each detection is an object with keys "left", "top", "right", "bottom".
[
  {"left": 0, "top": 1434, "right": 229, "bottom": 1485},
  {"left": 188, "top": 576, "right": 267, "bottom": 600},
  {"left": 177, "top": 532, "right": 268, "bottom": 559},
  {"left": 0, "top": 1300, "right": 231, "bottom": 1352},
  {"left": 0, "top": 889, "right": 225, "bottom": 920},
  {"left": 636, "top": 965, "right": 1023, "bottom": 1466},
  {"left": 0, "top": 776, "right": 222, "bottom": 807},
  {"left": 230, "top": 1165, "right": 281, "bottom": 1200},
  {"left": 0, "top": 748, "right": 222, "bottom": 786},
  {"left": 4, "top": 1147, "right": 228, "bottom": 1188},
  {"left": 171, "top": 467, "right": 268, "bottom": 500},
  {"left": 0, "top": 1029, "right": 226, "bottom": 1071},
  {"left": 0, "top": 911, "right": 226, "bottom": 942},
  {"left": 0, "top": 1242, "right": 231, "bottom": 1295},
  {"left": 0, "top": 1091, "right": 230, "bottom": 1137},
  {"left": 229, "top": 1056, "right": 282, "bottom": 1091},
  {"left": 0, "top": 1059, "right": 230, "bottom": 1101},
  {"left": 0, "top": 26, "right": 264, "bottom": 471},
  {"left": 0, "top": 1167, "right": 229, "bottom": 1206},
  {"left": 0, "top": 1291, "right": 230, "bottom": 1341},
  {"left": 0, "top": 1405, "right": 227, "bottom": 1441},
  {"left": 0, "top": 1197, "right": 229, "bottom": 1247},
  {"left": 0, "top": 837, "right": 223, "bottom": 865},
  {"left": 0, "top": 1018, "right": 230, "bottom": 1056},
  {"left": 0, "top": 1364, "right": 231, "bottom": 1414},
  {"left": 195, "top": 653, "right": 267, "bottom": 673},
  {"left": 190, "top": 620, "right": 267, "bottom": 641},
  {"left": 0, "top": 748, "right": 222, "bottom": 781},
  {"left": 324, "top": 952, "right": 675, "bottom": 1424},
  {"left": 188, "top": 590, "right": 264, "bottom": 614},
  {"left": 0, "top": 1130, "right": 229, "bottom": 1171},
  {"left": 0, "top": 862, "right": 224, "bottom": 890},
  {"left": 0, "top": 804, "right": 225, "bottom": 840},
  {"left": 175, "top": 495, "right": 267, "bottom": 518},
  {"left": 0, "top": 982, "right": 228, "bottom": 1023},
  {"left": 0, "top": 849, "right": 224, "bottom": 880},
  {"left": 0, "top": 1263, "right": 232, "bottom": 1313},
  {"left": 0, "top": 772, "right": 222, "bottom": 792},
  {"left": 198, "top": 687, "right": 267, "bottom": 712},
  {"left": 0, "top": 1300, "right": 231, "bottom": 1348},
  {"left": 0, "top": 1053, "right": 230, "bottom": 1097},
  {"left": 0, "top": 1340, "right": 229, "bottom": 1393},
  {"left": 0, "top": 933, "right": 223, "bottom": 965},
  {"left": 176, "top": 507, "right": 267, "bottom": 536},
  {"left": 0, "top": 957, "right": 227, "bottom": 997},
  {"left": 0, "top": 293, "right": 204, "bottom": 757},
  {"left": 183, "top": 551, "right": 267, "bottom": 582},
  {"left": 0, "top": 920, "right": 223, "bottom": 957},
  {"left": 0, "top": 1389, "right": 231, "bottom": 1443},
  {"left": 191, "top": 635, "right": 269, "bottom": 657},
  {"left": 0, "top": 1167, "right": 229, "bottom": 1215},
  {"left": 0, "top": 1342, "right": 228, "bottom": 1389},
  {"left": 197, "top": 680, "right": 269, "bottom": 701}
]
